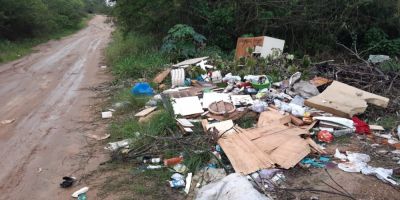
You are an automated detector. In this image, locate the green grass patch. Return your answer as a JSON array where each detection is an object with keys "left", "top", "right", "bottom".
[
  {"left": 112, "top": 88, "right": 150, "bottom": 114},
  {"left": 108, "top": 109, "right": 176, "bottom": 142},
  {"left": 106, "top": 30, "right": 170, "bottom": 80},
  {"left": 0, "top": 15, "right": 93, "bottom": 64}
]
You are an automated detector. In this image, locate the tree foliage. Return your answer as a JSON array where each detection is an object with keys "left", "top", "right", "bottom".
[
  {"left": 0, "top": 0, "right": 108, "bottom": 40},
  {"left": 112, "top": 0, "right": 400, "bottom": 56},
  {"left": 161, "top": 24, "right": 206, "bottom": 61}
]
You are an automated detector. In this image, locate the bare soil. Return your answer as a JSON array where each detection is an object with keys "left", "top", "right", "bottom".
[{"left": 0, "top": 15, "right": 113, "bottom": 200}]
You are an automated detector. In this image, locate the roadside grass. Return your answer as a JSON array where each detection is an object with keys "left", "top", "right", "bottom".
[
  {"left": 106, "top": 30, "right": 170, "bottom": 80},
  {"left": 0, "top": 15, "right": 93, "bottom": 64}
]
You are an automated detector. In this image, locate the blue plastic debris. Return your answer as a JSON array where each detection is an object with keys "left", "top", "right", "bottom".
[
  {"left": 301, "top": 156, "right": 331, "bottom": 168},
  {"left": 131, "top": 82, "right": 154, "bottom": 96}
]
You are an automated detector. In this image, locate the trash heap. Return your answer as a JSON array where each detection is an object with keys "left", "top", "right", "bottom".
[{"left": 105, "top": 36, "right": 400, "bottom": 199}]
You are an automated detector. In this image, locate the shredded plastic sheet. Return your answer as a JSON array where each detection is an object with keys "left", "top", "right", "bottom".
[{"left": 336, "top": 150, "right": 398, "bottom": 186}]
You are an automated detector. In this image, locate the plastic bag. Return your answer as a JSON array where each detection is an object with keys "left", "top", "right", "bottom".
[{"left": 131, "top": 82, "right": 154, "bottom": 96}]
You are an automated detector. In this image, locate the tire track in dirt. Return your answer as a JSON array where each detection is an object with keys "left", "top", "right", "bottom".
[{"left": 0, "top": 15, "right": 113, "bottom": 200}]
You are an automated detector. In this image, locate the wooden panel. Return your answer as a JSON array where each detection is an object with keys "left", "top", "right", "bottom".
[
  {"left": 235, "top": 37, "right": 264, "bottom": 60},
  {"left": 135, "top": 107, "right": 157, "bottom": 117}
]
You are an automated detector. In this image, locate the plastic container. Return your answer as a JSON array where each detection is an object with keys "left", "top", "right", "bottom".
[{"left": 251, "top": 76, "right": 272, "bottom": 90}]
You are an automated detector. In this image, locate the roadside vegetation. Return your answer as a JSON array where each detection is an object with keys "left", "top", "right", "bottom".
[{"left": 0, "top": 0, "right": 109, "bottom": 63}]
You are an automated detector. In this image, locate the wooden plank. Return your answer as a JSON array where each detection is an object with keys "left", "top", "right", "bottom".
[
  {"left": 153, "top": 68, "right": 171, "bottom": 84},
  {"left": 305, "top": 81, "right": 389, "bottom": 118},
  {"left": 173, "top": 57, "right": 209, "bottom": 67},
  {"left": 135, "top": 107, "right": 157, "bottom": 117},
  {"left": 176, "top": 118, "right": 194, "bottom": 127}
]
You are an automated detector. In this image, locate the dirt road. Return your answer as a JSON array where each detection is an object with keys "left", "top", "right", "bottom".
[{"left": 0, "top": 15, "right": 113, "bottom": 199}]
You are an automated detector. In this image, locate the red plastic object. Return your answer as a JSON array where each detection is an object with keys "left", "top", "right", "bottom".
[
  {"left": 352, "top": 116, "right": 370, "bottom": 135},
  {"left": 164, "top": 157, "right": 183, "bottom": 166},
  {"left": 317, "top": 130, "right": 334, "bottom": 143}
]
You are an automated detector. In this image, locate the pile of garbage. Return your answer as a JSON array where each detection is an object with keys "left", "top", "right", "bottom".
[{"left": 105, "top": 36, "right": 400, "bottom": 199}]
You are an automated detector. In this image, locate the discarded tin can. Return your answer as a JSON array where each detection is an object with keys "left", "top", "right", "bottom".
[
  {"left": 169, "top": 179, "right": 185, "bottom": 188},
  {"left": 164, "top": 157, "right": 183, "bottom": 166}
]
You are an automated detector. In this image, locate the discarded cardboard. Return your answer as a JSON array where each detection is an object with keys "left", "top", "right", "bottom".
[
  {"left": 172, "top": 96, "right": 204, "bottom": 116},
  {"left": 305, "top": 81, "right": 389, "bottom": 118},
  {"left": 257, "top": 110, "right": 291, "bottom": 127},
  {"left": 207, "top": 108, "right": 251, "bottom": 121},
  {"left": 153, "top": 68, "right": 172, "bottom": 84},
  {"left": 135, "top": 107, "right": 157, "bottom": 117},
  {"left": 218, "top": 125, "right": 324, "bottom": 174}
]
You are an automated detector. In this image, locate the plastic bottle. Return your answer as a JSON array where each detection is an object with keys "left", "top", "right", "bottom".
[
  {"left": 164, "top": 157, "right": 183, "bottom": 166},
  {"left": 72, "top": 187, "right": 89, "bottom": 198}
]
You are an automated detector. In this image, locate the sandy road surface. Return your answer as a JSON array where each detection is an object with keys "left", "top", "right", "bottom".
[{"left": 0, "top": 15, "right": 113, "bottom": 199}]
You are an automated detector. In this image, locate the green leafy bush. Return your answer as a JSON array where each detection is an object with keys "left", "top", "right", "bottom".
[
  {"left": 364, "top": 28, "right": 400, "bottom": 56},
  {"left": 161, "top": 24, "right": 206, "bottom": 61}
]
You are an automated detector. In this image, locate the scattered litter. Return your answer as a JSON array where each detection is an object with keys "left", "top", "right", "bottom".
[
  {"left": 317, "top": 130, "right": 334, "bottom": 143},
  {"left": 105, "top": 139, "right": 132, "bottom": 151},
  {"left": 336, "top": 150, "right": 398, "bottom": 186},
  {"left": 147, "top": 165, "right": 163, "bottom": 170},
  {"left": 100, "top": 65, "right": 107, "bottom": 69},
  {"left": 60, "top": 176, "right": 76, "bottom": 188},
  {"left": 171, "top": 68, "right": 186, "bottom": 86},
  {"left": 196, "top": 173, "right": 271, "bottom": 200},
  {"left": 131, "top": 82, "right": 154, "bottom": 96},
  {"left": 101, "top": 111, "right": 112, "bottom": 119},
  {"left": 184, "top": 172, "right": 193, "bottom": 194},
  {"left": 292, "top": 80, "right": 320, "bottom": 99},
  {"left": 301, "top": 156, "right": 331, "bottom": 168},
  {"left": 72, "top": 187, "right": 89, "bottom": 198},
  {"left": 173, "top": 164, "right": 188, "bottom": 174},
  {"left": 169, "top": 179, "right": 185, "bottom": 188},
  {"left": 86, "top": 133, "right": 111, "bottom": 141},
  {"left": 164, "top": 156, "right": 183, "bottom": 166},
  {"left": 251, "top": 100, "right": 268, "bottom": 113},
  {"left": 1, "top": 119, "right": 15, "bottom": 125},
  {"left": 368, "top": 55, "right": 390, "bottom": 64}
]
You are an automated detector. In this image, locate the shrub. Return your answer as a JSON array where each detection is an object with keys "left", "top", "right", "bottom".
[{"left": 161, "top": 24, "right": 206, "bottom": 62}]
